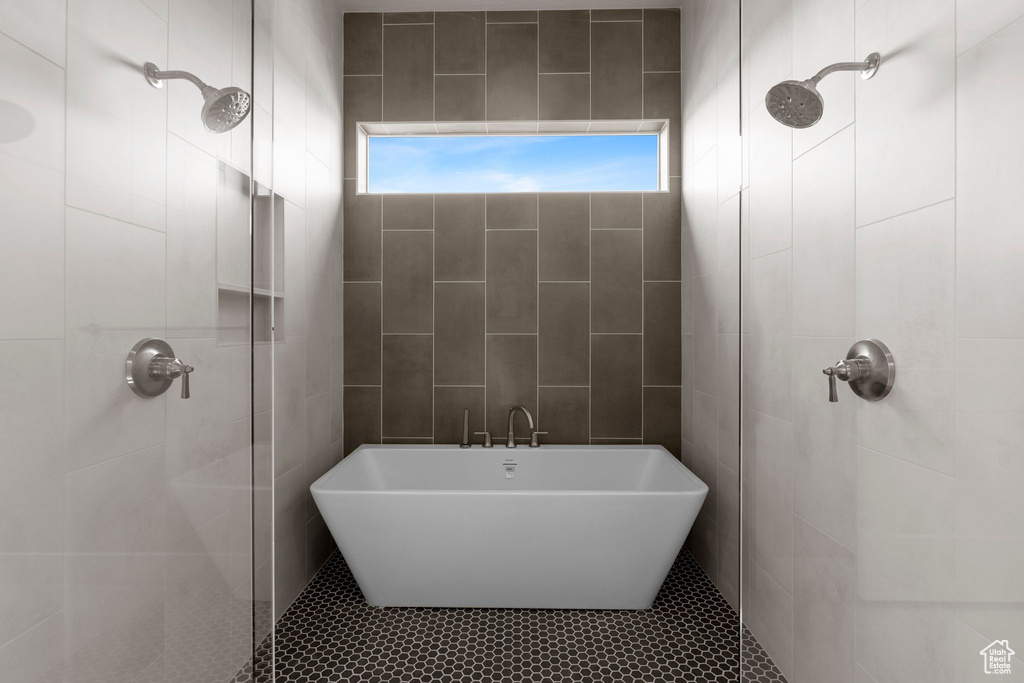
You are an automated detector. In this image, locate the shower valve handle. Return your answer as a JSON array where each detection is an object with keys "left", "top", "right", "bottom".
[
  {"left": 180, "top": 364, "right": 193, "bottom": 399},
  {"left": 126, "top": 338, "right": 194, "bottom": 400},
  {"left": 822, "top": 366, "right": 839, "bottom": 402},
  {"left": 148, "top": 356, "right": 194, "bottom": 399},
  {"left": 821, "top": 339, "right": 896, "bottom": 403}
]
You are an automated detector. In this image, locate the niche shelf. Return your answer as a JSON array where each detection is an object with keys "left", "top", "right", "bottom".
[{"left": 216, "top": 161, "right": 285, "bottom": 345}]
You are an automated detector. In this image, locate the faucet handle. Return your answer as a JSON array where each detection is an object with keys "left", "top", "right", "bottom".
[
  {"left": 822, "top": 365, "right": 839, "bottom": 402},
  {"left": 474, "top": 431, "right": 493, "bottom": 448},
  {"left": 180, "top": 364, "right": 194, "bottom": 399},
  {"left": 529, "top": 431, "right": 548, "bottom": 448}
]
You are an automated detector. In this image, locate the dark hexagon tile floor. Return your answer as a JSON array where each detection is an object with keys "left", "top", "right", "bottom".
[{"left": 235, "top": 549, "right": 787, "bottom": 683}]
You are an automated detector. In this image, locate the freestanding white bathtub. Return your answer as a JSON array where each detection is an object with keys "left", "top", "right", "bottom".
[{"left": 310, "top": 445, "right": 708, "bottom": 610}]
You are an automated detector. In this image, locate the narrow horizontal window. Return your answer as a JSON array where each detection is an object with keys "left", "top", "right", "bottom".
[{"left": 356, "top": 120, "right": 669, "bottom": 194}]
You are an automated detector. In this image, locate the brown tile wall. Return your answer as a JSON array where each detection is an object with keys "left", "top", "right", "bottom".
[{"left": 342, "top": 9, "right": 682, "bottom": 454}]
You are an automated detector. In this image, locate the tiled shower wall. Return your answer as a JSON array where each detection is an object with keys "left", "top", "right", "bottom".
[
  {"left": 0, "top": 0, "right": 344, "bottom": 681},
  {"left": 342, "top": 9, "right": 684, "bottom": 453},
  {"left": 679, "top": 0, "right": 741, "bottom": 613},
  {"left": 687, "top": 0, "right": 1024, "bottom": 682},
  {"left": 258, "top": 0, "right": 346, "bottom": 622}
]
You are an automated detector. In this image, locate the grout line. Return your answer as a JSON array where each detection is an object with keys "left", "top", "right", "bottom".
[
  {"left": 640, "top": 154, "right": 646, "bottom": 444},
  {"left": 431, "top": 194, "right": 435, "bottom": 439},
  {"left": 853, "top": 196, "right": 955, "bottom": 232},
  {"left": 483, "top": 194, "right": 488, "bottom": 432}
]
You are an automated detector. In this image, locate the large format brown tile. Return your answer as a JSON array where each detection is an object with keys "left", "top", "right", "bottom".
[
  {"left": 644, "top": 282, "right": 682, "bottom": 386},
  {"left": 591, "top": 230, "right": 642, "bottom": 332},
  {"left": 591, "top": 193, "right": 642, "bottom": 229},
  {"left": 486, "top": 24, "right": 538, "bottom": 120},
  {"left": 539, "top": 194, "right": 589, "bottom": 281},
  {"left": 435, "top": 194, "right": 485, "bottom": 281},
  {"left": 486, "top": 334, "right": 538, "bottom": 437},
  {"left": 644, "top": 386, "right": 682, "bottom": 458},
  {"left": 591, "top": 22, "right": 642, "bottom": 119},
  {"left": 538, "top": 386, "right": 589, "bottom": 444},
  {"left": 644, "top": 72, "right": 681, "bottom": 176},
  {"left": 644, "top": 177, "right": 682, "bottom": 281},
  {"left": 592, "top": 9, "right": 641, "bottom": 21},
  {"left": 435, "top": 12, "right": 485, "bottom": 74},
  {"left": 382, "top": 335, "right": 433, "bottom": 437},
  {"left": 383, "top": 195, "right": 432, "bottom": 230},
  {"left": 591, "top": 334, "right": 642, "bottom": 438},
  {"left": 487, "top": 230, "right": 537, "bottom": 333},
  {"left": 343, "top": 282, "right": 381, "bottom": 385},
  {"left": 383, "top": 231, "right": 432, "bottom": 333},
  {"left": 642, "top": 9, "right": 680, "bottom": 72},
  {"left": 344, "top": 13, "right": 382, "bottom": 75},
  {"left": 435, "top": 75, "right": 485, "bottom": 121},
  {"left": 384, "top": 11, "right": 432, "bottom": 24},
  {"left": 343, "top": 386, "right": 380, "bottom": 455},
  {"left": 343, "top": 77, "right": 382, "bottom": 178},
  {"left": 434, "top": 282, "right": 485, "bottom": 385},
  {"left": 539, "top": 10, "right": 589, "bottom": 73},
  {"left": 539, "top": 282, "right": 589, "bottom": 386},
  {"left": 383, "top": 24, "right": 433, "bottom": 121},
  {"left": 538, "top": 74, "right": 590, "bottom": 120},
  {"left": 487, "top": 11, "right": 537, "bottom": 23},
  {"left": 434, "top": 386, "right": 485, "bottom": 444},
  {"left": 343, "top": 180, "right": 381, "bottom": 282},
  {"left": 487, "top": 194, "right": 537, "bottom": 229}
]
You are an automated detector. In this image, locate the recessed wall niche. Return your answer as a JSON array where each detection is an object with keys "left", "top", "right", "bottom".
[{"left": 216, "top": 161, "right": 285, "bottom": 345}]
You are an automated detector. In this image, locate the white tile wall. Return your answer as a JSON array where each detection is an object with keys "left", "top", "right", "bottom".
[
  {"left": 855, "top": 200, "right": 956, "bottom": 475},
  {"left": 854, "top": 0, "right": 955, "bottom": 227},
  {"left": 0, "top": 31, "right": 65, "bottom": 171},
  {"left": 955, "top": 17, "right": 1024, "bottom": 338},
  {"left": 680, "top": 0, "right": 1024, "bottom": 679},
  {"left": 791, "top": 0, "right": 854, "bottom": 157},
  {"left": 682, "top": 0, "right": 742, "bottom": 613},
  {"left": 792, "top": 125, "right": 855, "bottom": 337},
  {"left": 0, "top": 1, "right": 344, "bottom": 680},
  {"left": 66, "top": 0, "right": 168, "bottom": 229},
  {"left": 0, "top": 154, "right": 64, "bottom": 339},
  {"left": 955, "top": 0, "right": 1024, "bottom": 54},
  {"left": 0, "top": 0, "right": 66, "bottom": 66}
]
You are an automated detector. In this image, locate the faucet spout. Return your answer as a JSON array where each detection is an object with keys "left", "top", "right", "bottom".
[{"left": 506, "top": 405, "right": 534, "bottom": 448}]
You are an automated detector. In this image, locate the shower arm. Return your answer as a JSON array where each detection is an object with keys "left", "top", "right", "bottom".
[
  {"left": 143, "top": 63, "right": 208, "bottom": 90},
  {"left": 809, "top": 53, "right": 880, "bottom": 85}
]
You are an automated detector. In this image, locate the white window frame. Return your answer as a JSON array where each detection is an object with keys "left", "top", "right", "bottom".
[{"left": 355, "top": 119, "right": 670, "bottom": 195}]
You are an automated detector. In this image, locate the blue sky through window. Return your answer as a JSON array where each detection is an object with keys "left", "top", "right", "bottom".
[{"left": 367, "top": 134, "right": 659, "bottom": 193}]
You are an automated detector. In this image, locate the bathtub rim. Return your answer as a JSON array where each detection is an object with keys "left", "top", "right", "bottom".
[{"left": 311, "top": 444, "right": 709, "bottom": 497}]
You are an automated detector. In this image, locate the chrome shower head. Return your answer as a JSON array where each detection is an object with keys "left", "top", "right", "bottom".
[
  {"left": 199, "top": 85, "right": 251, "bottom": 133},
  {"left": 765, "top": 52, "right": 880, "bottom": 129},
  {"left": 766, "top": 80, "right": 824, "bottom": 129},
  {"left": 144, "top": 62, "right": 252, "bottom": 133}
]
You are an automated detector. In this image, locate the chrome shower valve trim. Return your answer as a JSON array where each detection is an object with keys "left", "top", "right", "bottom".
[
  {"left": 822, "top": 338, "right": 895, "bottom": 403},
  {"left": 126, "top": 338, "right": 194, "bottom": 399}
]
